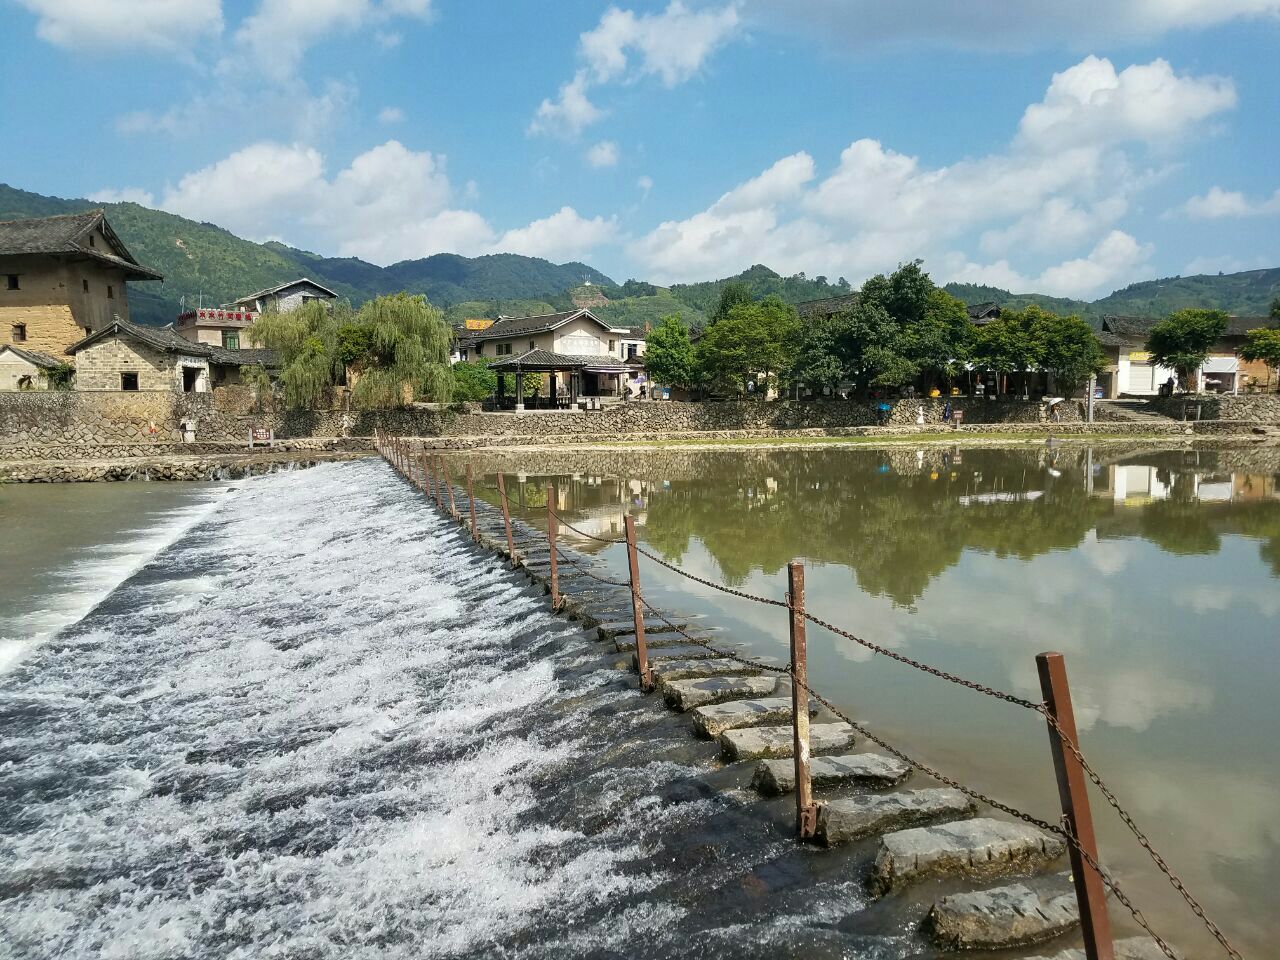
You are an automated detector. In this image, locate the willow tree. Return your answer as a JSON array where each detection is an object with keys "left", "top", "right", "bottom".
[
  {"left": 248, "top": 293, "right": 453, "bottom": 409},
  {"left": 351, "top": 293, "right": 453, "bottom": 408}
]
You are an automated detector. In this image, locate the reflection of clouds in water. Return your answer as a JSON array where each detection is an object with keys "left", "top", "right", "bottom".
[
  {"left": 1071, "top": 667, "right": 1213, "bottom": 733},
  {"left": 1080, "top": 530, "right": 1133, "bottom": 576},
  {"left": 1176, "top": 583, "right": 1280, "bottom": 617}
]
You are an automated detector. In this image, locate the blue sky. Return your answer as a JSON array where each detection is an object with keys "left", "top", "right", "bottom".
[{"left": 2, "top": 1, "right": 1278, "bottom": 298}]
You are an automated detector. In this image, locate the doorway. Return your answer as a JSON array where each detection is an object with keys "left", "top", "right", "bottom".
[{"left": 182, "top": 367, "right": 200, "bottom": 393}]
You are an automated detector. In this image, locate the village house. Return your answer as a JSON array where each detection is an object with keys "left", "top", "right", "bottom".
[
  {"left": 173, "top": 277, "right": 338, "bottom": 351},
  {"left": 1096, "top": 314, "right": 1279, "bottom": 396},
  {"left": 0, "top": 344, "right": 65, "bottom": 390},
  {"left": 66, "top": 318, "right": 274, "bottom": 393},
  {"left": 0, "top": 209, "right": 162, "bottom": 362},
  {"left": 465, "top": 309, "right": 647, "bottom": 407}
]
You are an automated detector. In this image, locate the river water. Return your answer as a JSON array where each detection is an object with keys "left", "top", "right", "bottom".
[
  {"left": 2, "top": 448, "right": 1276, "bottom": 958},
  {"left": 476, "top": 444, "right": 1280, "bottom": 958}
]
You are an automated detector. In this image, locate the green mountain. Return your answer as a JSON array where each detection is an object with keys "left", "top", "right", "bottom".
[
  {"left": 0, "top": 184, "right": 614, "bottom": 326},
  {"left": 3, "top": 183, "right": 1276, "bottom": 328}
]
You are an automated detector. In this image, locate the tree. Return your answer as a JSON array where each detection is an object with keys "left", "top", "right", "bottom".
[
  {"left": 249, "top": 293, "right": 453, "bottom": 409},
  {"left": 1030, "top": 310, "right": 1105, "bottom": 394},
  {"left": 1145, "top": 308, "right": 1228, "bottom": 392},
  {"left": 973, "top": 307, "right": 1040, "bottom": 395},
  {"left": 696, "top": 295, "right": 798, "bottom": 395},
  {"left": 1241, "top": 326, "right": 1280, "bottom": 390},
  {"left": 451, "top": 360, "right": 498, "bottom": 401},
  {"left": 900, "top": 288, "right": 972, "bottom": 389},
  {"left": 710, "top": 280, "right": 753, "bottom": 325},
  {"left": 644, "top": 315, "right": 696, "bottom": 389},
  {"left": 791, "top": 317, "right": 845, "bottom": 391},
  {"left": 835, "top": 301, "right": 915, "bottom": 391},
  {"left": 1270, "top": 297, "right": 1279, "bottom": 321}
]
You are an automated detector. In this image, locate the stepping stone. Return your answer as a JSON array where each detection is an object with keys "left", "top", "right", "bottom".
[
  {"left": 753, "top": 752, "right": 912, "bottom": 796},
  {"left": 693, "top": 697, "right": 808, "bottom": 738},
  {"left": 720, "top": 722, "right": 856, "bottom": 762},
  {"left": 638, "top": 645, "right": 727, "bottom": 666},
  {"left": 1022, "top": 938, "right": 1174, "bottom": 960},
  {"left": 653, "top": 658, "right": 764, "bottom": 686},
  {"left": 870, "top": 818, "right": 1066, "bottom": 895},
  {"left": 924, "top": 879, "right": 1079, "bottom": 950},
  {"left": 598, "top": 618, "right": 688, "bottom": 639},
  {"left": 816, "top": 789, "right": 975, "bottom": 847},
  {"left": 615, "top": 632, "right": 717, "bottom": 652},
  {"left": 663, "top": 675, "right": 779, "bottom": 712}
]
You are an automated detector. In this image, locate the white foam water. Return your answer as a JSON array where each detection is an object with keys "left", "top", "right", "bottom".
[{"left": 0, "top": 461, "right": 671, "bottom": 958}]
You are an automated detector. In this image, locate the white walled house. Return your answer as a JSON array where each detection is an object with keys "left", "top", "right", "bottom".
[{"left": 228, "top": 278, "right": 337, "bottom": 315}]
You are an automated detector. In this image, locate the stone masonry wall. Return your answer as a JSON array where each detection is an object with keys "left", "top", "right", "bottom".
[
  {"left": 74, "top": 337, "right": 196, "bottom": 392},
  {"left": 1145, "top": 393, "right": 1280, "bottom": 422}
]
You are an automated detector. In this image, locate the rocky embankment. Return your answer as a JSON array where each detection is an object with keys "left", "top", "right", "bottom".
[{"left": 0, "top": 448, "right": 371, "bottom": 482}]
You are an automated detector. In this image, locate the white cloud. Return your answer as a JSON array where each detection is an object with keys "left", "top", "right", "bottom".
[
  {"left": 629, "top": 55, "right": 1231, "bottom": 295},
  {"left": 16, "top": 0, "right": 223, "bottom": 53},
  {"left": 749, "top": 0, "right": 1280, "bottom": 51},
  {"left": 581, "top": 1, "right": 740, "bottom": 86},
  {"left": 1180, "top": 186, "right": 1280, "bottom": 219},
  {"left": 637, "top": 175, "right": 654, "bottom": 194},
  {"left": 496, "top": 207, "right": 620, "bottom": 263},
  {"left": 135, "top": 139, "right": 616, "bottom": 267},
  {"left": 378, "top": 106, "right": 405, "bottom": 124},
  {"left": 586, "top": 141, "right": 620, "bottom": 168},
  {"left": 88, "top": 187, "right": 156, "bottom": 207},
  {"left": 532, "top": 2, "right": 739, "bottom": 137},
  {"left": 1016, "top": 56, "right": 1236, "bottom": 152},
  {"left": 225, "top": 0, "right": 434, "bottom": 83},
  {"left": 529, "top": 71, "right": 605, "bottom": 138}
]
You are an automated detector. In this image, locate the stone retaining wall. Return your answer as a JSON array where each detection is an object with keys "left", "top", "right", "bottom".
[
  {"left": 0, "top": 451, "right": 367, "bottom": 483},
  {"left": 1145, "top": 393, "right": 1280, "bottom": 422}
]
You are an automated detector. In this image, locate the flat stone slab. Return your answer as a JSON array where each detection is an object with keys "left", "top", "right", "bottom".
[
  {"left": 598, "top": 618, "right": 688, "bottom": 640},
  {"left": 663, "top": 675, "right": 779, "bottom": 712},
  {"left": 720, "top": 722, "right": 856, "bottom": 762},
  {"left": 753, "top": 752, "right": 912, "bottom": 796},
  {"left": 692, "top": 697, "right": 810, "bottom": 738},
  {"left": 640, "top": 645, "right": 728, "bottom": 664},
  {"left": 1023, "top": 938, "right": 1175, "bottom": 960},
  {"left": 653, "top": 658, "right": 764, "bottom": 686},
  {"left": 925, "top": 880, "right": 1078, "bottom": 950},
  {"left": 871, "top": 817, "right": 1066, "bottom": 895},
  {"left": 616, "top": 633, "right": 714, "bottom": 652},
  {"left": 817, "top": 789, "right": 975, "bottom": 847}
]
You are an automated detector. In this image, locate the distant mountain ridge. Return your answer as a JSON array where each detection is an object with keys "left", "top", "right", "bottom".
[{"left": 2, "top": 183, "right": 1275, "bottom": 328}]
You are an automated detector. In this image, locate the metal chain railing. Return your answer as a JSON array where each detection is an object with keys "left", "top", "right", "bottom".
[{"left": 376, "top": 444, "right": 1242, "bottom": 960}]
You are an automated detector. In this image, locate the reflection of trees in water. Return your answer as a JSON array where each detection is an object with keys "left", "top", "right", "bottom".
[{"left": 640, "top": 448, "right": 1280, "bottom": 607}]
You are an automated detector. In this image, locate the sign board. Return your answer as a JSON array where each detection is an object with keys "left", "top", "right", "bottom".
[
  {"left": 464, "top": 318, "right": 495, "bottom": 330},
  {"left": 248, "top": 427, "right": 274, "bottom": 449},
  {"left": 1129, "top": 351, "right": 1151, "bottom": 362}
]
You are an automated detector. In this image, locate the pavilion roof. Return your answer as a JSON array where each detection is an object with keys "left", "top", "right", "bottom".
[{"left": 487, "top": 348, "right": 630, "bottom": 372}]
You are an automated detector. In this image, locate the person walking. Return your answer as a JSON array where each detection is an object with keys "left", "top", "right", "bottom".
[{"left": 942, "top": 400, "right": 953, "bottom": 424}]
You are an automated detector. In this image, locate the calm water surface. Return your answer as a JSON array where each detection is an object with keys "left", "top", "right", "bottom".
[
  {"left": 481, "top": 445, "right": 1280, "bottom": 957},
  {"left": 0, "top": 481, "right": 228, "bottom": 672}
]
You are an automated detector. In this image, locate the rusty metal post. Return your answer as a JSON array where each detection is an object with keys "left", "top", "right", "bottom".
[
  {"left": 432, "top": 456, "right": 446, "bottom": 510},
  {"left": 1036, "top": 652, "right": 1115, "bottom": 960},
  {"left": 466, "top": 464, "right": 480, "bottom": 541},
  {"left": 788, "top": 561, "right": 818, "bottom": 839},
  {"left": 624, "top": 515, "right": 653, "bottom": 691},
  {"left": 438, "top": 456, "right": 457, "bottom": 517},
  {"left": 497, "top": 472, "right": 517, "bottom": 565},
  {"left": 546, "top": 483, "right": 560, "bottom": 610}
]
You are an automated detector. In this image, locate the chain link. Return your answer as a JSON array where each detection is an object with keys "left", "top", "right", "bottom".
[{"left": 633, "top": 545, "right": 789, "bottom": 607}]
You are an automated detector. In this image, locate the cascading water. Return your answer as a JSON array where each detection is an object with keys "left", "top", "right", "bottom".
[{"left": 0, "top": 459, "right": 885, "bottom": 959}]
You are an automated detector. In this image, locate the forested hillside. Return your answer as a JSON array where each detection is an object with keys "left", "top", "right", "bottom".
[{"left": 3, "top": 183, "right": 1275, "bottom": 329}]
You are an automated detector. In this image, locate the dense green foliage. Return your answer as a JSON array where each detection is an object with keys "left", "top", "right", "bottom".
[
  {"left": 643, "top": 315, "right": 697, "bottom": 389},
  {"left": 593, "top": 291, "right": 708, "bottom": 330},
  {"left": 442, "top": 299, "right": 558, "bottom": 326},
  {"left": 974, "top": 305, "right": 1103, "bottom": 394},
  {"left": 696, "top": 295, "right": 800, "bottom": 395},
  {"left": 1241, "top": 326, "right": 1280, "bottom": 387},
  {"left": 669, "top": 265, "right": 852, "bottom": 320},
  {"left": 249, "top": 293, "right": 452, "bottom": 409},
  {"left": 450, "top": 361, "right": 500, "bottom": 401},
  {"left": 1144, "top": 308, "right": 1229, "bottom": 390}
]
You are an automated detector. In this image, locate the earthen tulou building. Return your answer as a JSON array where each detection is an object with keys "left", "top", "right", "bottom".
[{"left": 0, "top": 210, "right": 161, "bottom": 388}]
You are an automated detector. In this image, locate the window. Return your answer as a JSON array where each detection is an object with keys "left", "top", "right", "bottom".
[
  {"left": 475, "top": 343, "right": 484, "bottom": 356},
  {"left": 222, "top": 331, "right": 240, "bottom": 350},
  {"left": 529, "top": 340, "right": 536, "bottom": 351},
  {"left": 13, "top": 323, "right": 27, "bottom": 342},
  {"left": 107, "top": 285, "right": 115, "bottom": 300},
  {"left": 626, "top": 343, "right": 638, "bottom": 359},
  {"left": 5, "top": 274, "right": 18, "bottom": 290},
  {"left": 459, "top": 349, "right": 468, "bottom": 361},
  {"left": 89, "top": 235, "right": 96, "bottom": 247},
  {"left": 82, "top": 279, "right": 89, "bottom": 293},
  {"left": 609, "top": 339, "right": 616, "bottom": 352},
  {"left": 120, "top": 372, "right": 139, "bottom": 391}
]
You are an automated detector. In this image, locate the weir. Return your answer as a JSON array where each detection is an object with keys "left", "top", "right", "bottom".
[{"left": 378, "top": 431, "right": 1246, "bottom": 960}]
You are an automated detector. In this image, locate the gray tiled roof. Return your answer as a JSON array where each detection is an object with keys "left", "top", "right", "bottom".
[
  {"left": 1104, "top": 314, "right": 1276, "bottom": 338},
  {"left": 66, "top": 318, "right": 278, "bottom": 367},
  {"left": 471, "top": 309, "right": 618, "bottom": 340},
  {"left": 0, "top": 210, "right": 162, "bottom": 281},
  {"left": 487, "top": 348, "right": 630, "bottom": 372},
  {"left": 230, "top": 277, "right": 338, "bottom": 304},
  {"left": 0, "top": 345, "right": 64, "bottom": 368},
  {"left": 796, "top": 294, "right": 859, "bottom": 318}
]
